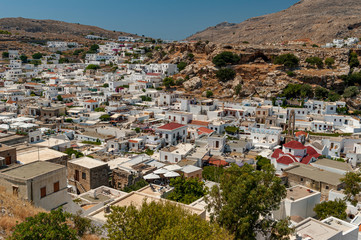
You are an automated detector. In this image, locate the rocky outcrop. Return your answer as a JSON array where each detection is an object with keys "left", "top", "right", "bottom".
[{"left": 183, "top": 77, "right": 202, "bottom": 90}]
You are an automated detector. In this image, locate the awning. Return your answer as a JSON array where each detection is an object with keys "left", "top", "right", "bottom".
[
  {"left": 154, "top": 168, "right": 168, "bottom": 175},
  {"left": 144, "top": 173, "right": 160, "bottom": 180},
  {"left": 163, "top": 171, "right": 180, "bottom": 178}
]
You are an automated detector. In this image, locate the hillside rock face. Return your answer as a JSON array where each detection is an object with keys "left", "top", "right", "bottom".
[
  {"left": 0, "top": 17, "right": 137, "bottom": 41},
  {"left": 187, "top": 0, "right": 361, "bottom": 44}
]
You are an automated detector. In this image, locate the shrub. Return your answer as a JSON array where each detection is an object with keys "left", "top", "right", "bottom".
[
  {"left": 286, "top": 71, "right": 296, "bottom": 77},
  {"left": 212, "top": 51, "right": 240, "bottom": 67},
  {"left": 343, "top": 86, "right": 359, "bottom": 98},
  {"left": 305, "top": 57, "right": 323, "bottom": 68},
  {"left": 85, "top": 64, "right": 100, "bottom": 70},
  {"left": 274, "top": 53, "right": 299, "bottom": 69},
  {"left": 325, "top": 57, "right": 335, "bottom": 68},
  {"left": 216, "top": 68, "right": 236, "bottom": 82},
  {"left": 177, "top": 62, "right": 187, "bottom": 71},
  {"left": 32, "top": 52, "right": 43, "bottom": 59},
  {"left": 349, "top": 52, "right": 360, "bottom": 68},
  {"left": 235, "top": 84, "right": 242, "bottom": 96},
  {"left": 206, "top": 90, "right": 213, "bottom": 98},
  {"left": 315, "top": 86, "right": 329, "bottom": 100},
  {"left": 163, "top": 77, "right": 175, "bottom": 88}
]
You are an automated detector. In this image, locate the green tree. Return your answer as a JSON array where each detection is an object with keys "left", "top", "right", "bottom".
[
  {"left": 9, "top": 208, "right": 77, "bottom": 240},
  {"left": 163, "top": 77, "right": 175, "bottom": 89},
  {"left": 234, "top": 84, "right": 242, "bottom": 96},
  {"left": 314, "top": 199, "right": 347, "bottom": 220},
  {"left": 216, "top": 68, "right": 236, "bottom": 82},
  {"left": 177, "top": 62, "right": 187, "bottom": 71},
  {"left": 57, "top": 95, "right": 63, "bottom": 101},
  {"left": 2, "top": 52, "right": 9, "bottom": 58},
  {"left": 123, "top": 179, "right": 148, "bottom": 192},
  {"left": 86, "top": 64, "right": 100, "bottom": 70},
  {"left": 206, "top": 164, "right": 291, "bottom": 239},
  {"left": 103, "top": 83, "right": 109, "bottom": 88},
  {"left": 328, "top": 91, "right": 341, "bottom": 102},
  {"left": 20, "top": 54, "right": 28, "bottom": 63},
  {"left": 65, "top": 148, "right": 84, "bottom": 158},
  {"left": 202, "top": 166, "right": 224, "bottom": 182},
  {"left": 187, "top": 53, "right": 195, "bottom": 61},
  {"left": 206, "top": 90, "right": 213, "bottom": 98},
  {"left": 59, "top": 58, "right": 70, "bottom": 64},
  {"left": 314, "top": 86, "right": 329, "bottom": 100},
  {"left": 134, "top": 127, "right": 141, "bottom": 133},
  {"left": 300, "top": 84, "right": 313, "bottom": 98},
  {"left": 274, "top": 53, "right": 299, "bottom": 69},
  {"left": 32, "top": 52, "right": 43, "bottom": 59},
  {"left": 167, "top": 177, "right": 206, "bottom": 204},
  {"left": 343, "top": 86, "right": 359, "bottom": 98},
  {"left": 104, "top": 201, "right": 232, "bottom": 240},
  {"left": 341, "top": 171, "right": 361, "bottom": 206},
  {"left": 325, "top": 57, "right": 335, "bottom": 68},
  {"left": 212, "top": 51, "right": 240, "bottom": 67},
  {"left": 305, "top": 57, "right": 323, "bottom": 68},
  {"left": 256, "top": 155, "right": 271, "bottom": 170},
  {"left": 99, "top": 114, "right": 110, "bottom": 121},
  {"left": 349, "top": 52, "right": 360, "bottom": 68},
  {"left": 89, "top": 44, "right": 99, "bottom": 53}
]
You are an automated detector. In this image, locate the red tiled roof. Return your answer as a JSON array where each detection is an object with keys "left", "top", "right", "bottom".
[
  {"left": 209, "top": 159, "right": 229, "bottom": 167},
  {"left": 283, "top": 141, "right": 306, "bottom": 150},
  {"left": 197, "top": 127, "right": 214, "bottom": 134},
  {"left": 190, "top": 120, "right": 209, "bottom": 126},
  {"left": 129, "top": 140, "right": 138, "bottom": 143},
  {"left": 295, "top": 131, "right": 308, "bottom": 137},
  {"left": 271, "top": 149, "right": 284, "bottom": 159},
  {"left": 300, "top": 154, "right": 319, "bottom": 164},
  {"left": 26, "top": 82, "right": 39, "bottom": 85},
  {"left": 6, "top": 100, "right": 16, "bottom": 104},
  {"left": 158, "top": 122, "right": 185, "bottom": 131},
  {"left": 85, "top": 99, "right": 97, "bottom": 103},
  {"left": 277, "top": 155, "right": 297, "bottom": 165},
  {"left": 306, "top": 146, "right": 318, "bottom": 156}
]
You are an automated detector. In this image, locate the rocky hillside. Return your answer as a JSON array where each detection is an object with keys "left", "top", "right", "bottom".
[
  {"left": 187, "top": 0, "right": 361, "bottom": 44},
  {"left": 148, "top": 42, "right": 357, "bottom": 104},
  {"left": 0, "top": 17, "right": 137, "bottom": 41}
]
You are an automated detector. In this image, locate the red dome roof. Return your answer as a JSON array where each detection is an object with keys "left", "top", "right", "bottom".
[{"left": 284, "top": 141, "right": 306, "bottom": 150}]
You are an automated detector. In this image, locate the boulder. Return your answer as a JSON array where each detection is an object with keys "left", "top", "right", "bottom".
[{"left": 183, "top": 77, "right": 202, "bottom": 90}]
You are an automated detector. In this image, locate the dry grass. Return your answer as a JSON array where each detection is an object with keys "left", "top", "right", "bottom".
[
  {"left": 0, "top": 187, "right": 45, "bottom": 236},
  {"left": 82, "top": 234, "right": 101, "bottom": 240}
]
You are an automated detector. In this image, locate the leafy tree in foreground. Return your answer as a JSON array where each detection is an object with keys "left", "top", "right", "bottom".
[
  {"left": 206, "top": 163, "right": 292, "bottom": 239},
  {"left": 105, "top": 201, "right": 233, "bottom": 240},
  {"left": 202, "top": 166, "right": 225, "bottom": 182},
  {"left": 167, "top": 176, "right": 206, "bottom": 204},
  {"left": 163, "top": 77, "right": 175, "bottom": 89},
  {"left": 341, "top": 171, "right": 361, "bottom": 206},
  {"left": 256, "top": 155, "right": 271, "bottom": 170},
  {"left": 314, "top": 199, "right": 347, "bottom": 220},
  {"left": 9, "top": 209, "right": 77, "bottom": 240}
]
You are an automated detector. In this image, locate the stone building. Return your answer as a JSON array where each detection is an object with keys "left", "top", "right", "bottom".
[
  {"left": 284, "top": 163, "right": 345, "bottom": 196},
  {"left": 67, "top": 157, "right": 109, "bottom": 194},
  {"left": 0, "top": 143, "right": 17, "bottom": 166},
  {"left": 0, "top": 161, "right": 68, "bottom": 210}
]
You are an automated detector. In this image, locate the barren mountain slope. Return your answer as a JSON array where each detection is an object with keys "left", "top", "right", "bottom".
[
  {"left": 187, "top": 0, "right": 361, "bottom": 44},
  {"left": 0, "top": 17, "right": 137, "bottom": 41}
]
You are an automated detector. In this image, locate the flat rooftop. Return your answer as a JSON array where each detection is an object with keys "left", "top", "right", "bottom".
[
  {"left": 17, "top": 148, "right": 67, "bottom": 164},
  {"left": 312, "top": 159, "right": 353, "bottom": 172},
  {"left": 69, "top": 157, "right": 107, "bottom": 169},
  {"left": 0, "top": 161, "right": 64, "bottom": 179},
  {"left": 295, "top": 218, "right": 340, "bottom": 240},
  {"left": 89, "top": 192, "right": 204, "bottom": 222},
  {"left": 286, "top": 186, "right": 319, "bottom": 201},
  {"left": 322, "top": 217, "right": 357, "bottom": 233}
]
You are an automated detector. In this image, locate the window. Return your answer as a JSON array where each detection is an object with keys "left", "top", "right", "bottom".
[
  {"left": 175, "top": 158, "right": 178, "bottom": 162},
  {"left": 82, "top": 172, "right": 86, "bottom": 180},
  {"left": 54, "top": 182, "right": 59, "bottom": 192},
  {"left": 12, "top": 186, "right": 18, "bottom": 196},
  {"left": 40, "top": 187, "right": 46, "bottom": 198},
  {"left": 325, "top": 186, "right": 329, "bottom": 190},
  {"left": 300, "top": 178, "right": 303, "bottom": 182},
  {"left": 165, "top": 155, "right": 168, "bottom": 161}
]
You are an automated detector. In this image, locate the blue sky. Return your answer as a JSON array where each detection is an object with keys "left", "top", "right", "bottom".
[{"left": 2, "top": 0, "right": 299, "bottom": 40}]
